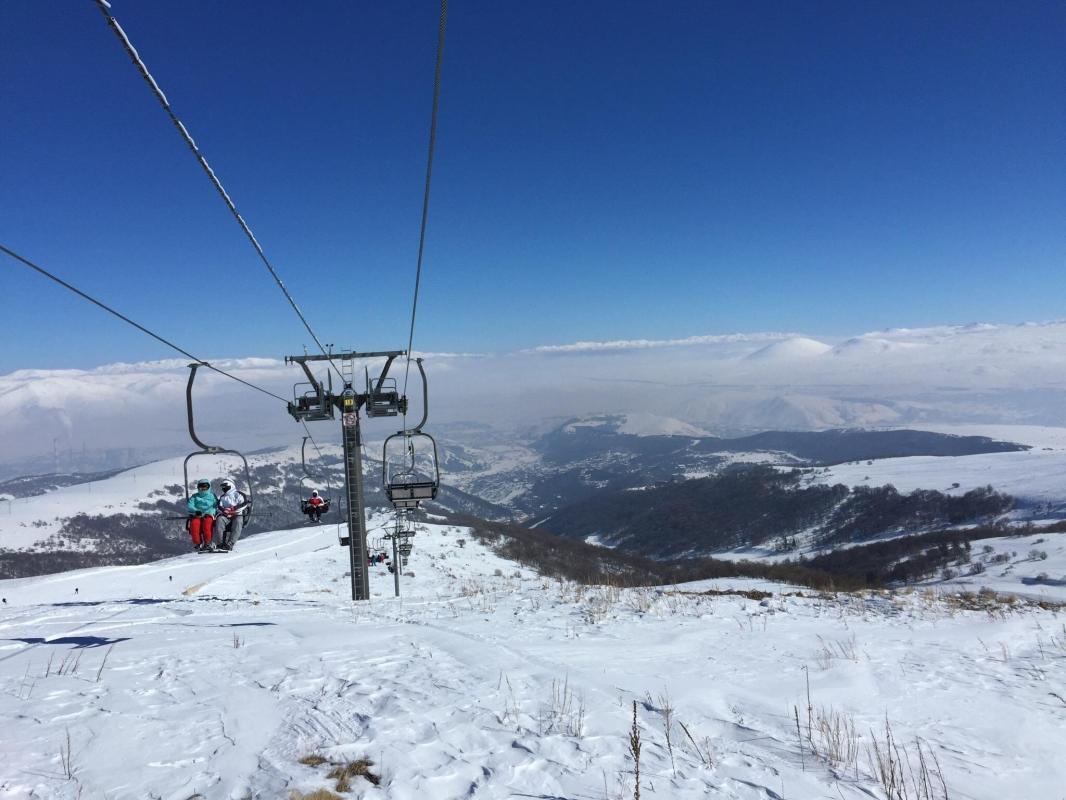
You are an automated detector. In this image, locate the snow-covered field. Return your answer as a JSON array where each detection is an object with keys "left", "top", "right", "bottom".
[
  {"left": 1, "top": 520, "right": 1064, "bottom": 799},
  {"left": 928, "top": 531, "right": 1066, "bottom": 601},
  {"left": 813, "top": 425, "right": 1066, "bottom": 508}
]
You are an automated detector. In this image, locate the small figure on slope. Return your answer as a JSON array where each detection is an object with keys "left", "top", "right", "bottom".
[
  {"left": 214, "top": 478, "right": 251, "bottom": 552},
  {"left": 187, "top": 478, "right": 217, "bottom": 552}
]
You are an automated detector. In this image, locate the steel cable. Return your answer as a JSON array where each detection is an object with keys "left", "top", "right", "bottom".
[
  {"left": 92, "top": 0, "right": 342, "bottom": 382},
  {"left": 0, "top": 242, "right": 288, "bottom": 403},
  {"left": 402, "top": 0, "right": 449, "bottom": 408}
]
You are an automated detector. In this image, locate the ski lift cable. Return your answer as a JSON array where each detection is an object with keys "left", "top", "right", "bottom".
[
  {"left": 402, "top": 0, "right": 449, "bottom": 409},
  {"left": 0, "top": 242, "right": 288, "bottom": 404},
  {"left": 300, "top": 419, "right": 327, "bottom": 465},
  {"left": 91, "top": 0, "right": 342, "bottom": 384}
]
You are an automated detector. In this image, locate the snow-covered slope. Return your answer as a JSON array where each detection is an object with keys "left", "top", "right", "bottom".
[
  {"left": 615, "top": 412, "right": 711, "bottom": 437},
  {"left": 0, "top": 444, "right": 342, "bottom": 553},
  {"left": 744, "top": 336, "right": 833, "bottom": 360},
  {"left": 562, "top": 412, "right": 710, "bottom": 437},
  {"left": 928, "top": 530, "right": 1066, "bottom": 600},
  {"left": 815, "top": 424, "right": 1066, "bottom": 513},
  {"left": 1, "top": 521, "right": 1064, "bottom": 799}
]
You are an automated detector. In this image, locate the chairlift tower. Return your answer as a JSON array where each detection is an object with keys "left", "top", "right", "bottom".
[
  {"left": 285, "top": 349, "right": 407, "bottom": 601},
  {"left": 384, "top": 510, "right": 417, "bottom": 597}
]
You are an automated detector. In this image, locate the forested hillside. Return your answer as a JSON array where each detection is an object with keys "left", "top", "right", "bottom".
[{"left": 542, "top": 465, "right": 1012, "bottom": 558}]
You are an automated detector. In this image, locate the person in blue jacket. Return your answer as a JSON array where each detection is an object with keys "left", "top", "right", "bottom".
[{"left": 186, "top": 478, "right": 217, "bottom": 551}]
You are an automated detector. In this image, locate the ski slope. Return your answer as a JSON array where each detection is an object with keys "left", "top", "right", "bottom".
[
  {"left": 0, "top": 444, "right": 339, "bottom": 552},
  {"left": 1, "top": 520, "right": 1064, "bottom": 799}
]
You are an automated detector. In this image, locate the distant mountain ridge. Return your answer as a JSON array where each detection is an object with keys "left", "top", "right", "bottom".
[
  {"left": 539, "top": 465, "right": 1014, "bottom": 559},
  {"left": 0, "top": 419, "right": 1034, "bottom": 578},
  {"left": 442, "top": 418, "right": 1027, "bottom": 521}
]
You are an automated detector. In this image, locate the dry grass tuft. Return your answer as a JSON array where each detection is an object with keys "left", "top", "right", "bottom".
[
  {"left": 867, "top": 718, "right": 948, "bottom": 800},
  {"left": 943, "top": 587, "right": 1063, "bottom": 615},
  {"left": 701, "top": 587, "right": 774, "bottom": 601},
  {"left": 298, "top": 754, "right": 328, "bottom": 767},
  {"left": 327, "top": 759, "right": 380, "bottom": 790},
  {"left": 289, "top": 790, "right": 343, "bottom": 800}
]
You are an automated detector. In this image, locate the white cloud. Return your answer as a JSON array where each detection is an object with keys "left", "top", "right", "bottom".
[
  {"left": 522, "top": 331, "right": 797, "bottom": 354},
  {"left": 6, "top": 320, "right": 1066, "bottom": 465}
]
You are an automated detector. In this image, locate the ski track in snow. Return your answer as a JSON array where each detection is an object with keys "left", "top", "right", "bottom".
[{"left": 1, "top": 520, "right": 1064, "bottom": 799}]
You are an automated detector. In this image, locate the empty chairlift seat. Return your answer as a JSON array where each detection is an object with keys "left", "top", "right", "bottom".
[
  {"left": 382, "top": 431, "right": 440, "bottom": 510},
  {"left": 365, "top": 377, "right": 404, "bottom": 418}
]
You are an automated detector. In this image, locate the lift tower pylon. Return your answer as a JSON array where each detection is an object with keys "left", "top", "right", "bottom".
[{"left": 284, "top": 350, "right": 407, "bottom": 601}]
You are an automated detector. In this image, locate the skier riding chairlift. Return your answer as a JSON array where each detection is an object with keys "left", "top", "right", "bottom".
[
  {"left": 214, "top": 478, "right": 252, "bottom": 552},
  {"left": 186, "top": 478, "right": 217, "bottom": 552},
  {"left": 302, "top": 489, "right": 329, "bottom": 523}
]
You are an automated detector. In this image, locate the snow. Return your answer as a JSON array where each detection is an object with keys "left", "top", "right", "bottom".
[
  {"left": 815, "top": 448, "right": 1066, "bottom": 510},
  {"left": 1, "top": 521, "right": 1064, "bottom": 799},
  {"left": 615, "top": 412, "right": 711, "bottom": 437},
  {"left": 744, "top": 336, "right": 833, "bottom": 360},
  {"left": 560, "top": 413, "right": 710, "bottom": 438},
  {"left": 0, "top": 442, "right": 344, "bottom": 552},
  {"left": 0, "top": 448, "right": 312, "bottom": 552},
  {"left": 924, "top": 531, "right": 1066, "bottom": 603},
  {"left": 910, "top": 423, "right": 1066, "bottom": 450}
]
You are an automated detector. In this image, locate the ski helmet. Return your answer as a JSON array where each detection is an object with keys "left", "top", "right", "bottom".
[
  {"left": 195, "top": 478, "right": 211, "bottom": 489},
  {"left": 220, "top": 478, "right": 233, "bottom": 491},
  {"left": 311, "top": 490, "right": 319, "bottom": 497}
]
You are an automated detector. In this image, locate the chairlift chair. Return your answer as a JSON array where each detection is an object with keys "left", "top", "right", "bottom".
[
  {"left": 299, "top": 493, "right": 331, "bottom": 521},
  {"left": 298, "top": 437, "right": 332, "bottom": 522},
  {"left": 285, "top": 357, "right": 335, "bottom": 422},
  {"left": 289, "top": 382, "right": 335, "bottom": 422},
  {"left": 381, "top": 358, "right": 439, "bottom": 508},
  {"left": 382, "top": 431, "right": 440, "bottom": 509},
  {"left": 364, "top": 366, "right": 406, "bottom": 418},
  {"left": 182, "top": 364, "right": 254, "bottom": 529},
  {"left": 366, "top": 378, "right": 402, "bottom": 418}
]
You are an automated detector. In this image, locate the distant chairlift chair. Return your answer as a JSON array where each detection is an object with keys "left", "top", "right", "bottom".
[{"left": 383, "top": 431, "right": 440, "bottom": 510}]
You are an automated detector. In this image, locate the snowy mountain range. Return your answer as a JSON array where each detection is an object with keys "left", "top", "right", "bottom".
[
  {"left": 8, "top": 320, "right": 1066, "bottom": 476},
  {"left": 2, "top": 415, "right": 1055, "bottom": 577}
]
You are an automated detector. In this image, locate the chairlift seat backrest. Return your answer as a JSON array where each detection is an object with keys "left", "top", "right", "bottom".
[
  {"left": 289, "top": 385, "right": 335, "bottom": 422},
  {"left": 387, "top": 480, "right": 437, "bottom": 500},
  {"left": 365, "top": 376, "right": 405, "bottom": 418},
  {"left": 366, "top": 390, "right": 401, "bottom": 417}
]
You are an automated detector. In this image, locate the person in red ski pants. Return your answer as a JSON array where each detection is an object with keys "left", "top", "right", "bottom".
[{"left": 186, "top": 478, "right": 218, "bottom": 551}]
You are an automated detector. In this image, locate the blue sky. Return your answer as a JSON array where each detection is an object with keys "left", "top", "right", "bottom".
[{"left": 1, "top": 0, "right": 1063, "bottom": 372}]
